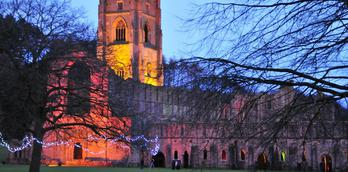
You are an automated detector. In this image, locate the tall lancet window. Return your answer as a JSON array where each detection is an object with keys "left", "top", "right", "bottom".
[
  {"left": 115, "top": 21, "right": 126, "bottom": 42},
  {"left": 67, "top": 61, "right": 91, "bottom": 116},
  {"left": 144, "top": 24, "right": 149, "bottom": 43}
]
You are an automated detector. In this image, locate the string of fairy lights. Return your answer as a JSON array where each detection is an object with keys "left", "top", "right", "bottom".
[{"left": 0, "top": 132, "right": 160, "bottom": 156}]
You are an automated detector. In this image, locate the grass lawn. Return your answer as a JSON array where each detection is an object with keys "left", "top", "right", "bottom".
[
  {"left": 0, "top": 165, "right": 299, "bottom": 172},
  {"left": 0, "top": 147, "right": 8, "bottom": 162}
]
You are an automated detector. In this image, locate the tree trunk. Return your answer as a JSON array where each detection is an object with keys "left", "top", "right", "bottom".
[{"left": 29, "top": 122, "right": 44, "bottom": 172}]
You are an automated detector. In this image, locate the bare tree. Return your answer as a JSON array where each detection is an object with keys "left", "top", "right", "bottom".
[
  {"left": 167, "top": 0, "right": 348, "bottom": 170},
  {"left": 0, "top": 1, "right": 133, "bottom": 172},
  {"left": 183, "top": 0, "right": 348, "bottom": 97}
]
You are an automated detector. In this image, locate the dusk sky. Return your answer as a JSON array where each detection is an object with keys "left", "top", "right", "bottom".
[{"left": 71, "top": 0, "right": 204, "bottom": 60}]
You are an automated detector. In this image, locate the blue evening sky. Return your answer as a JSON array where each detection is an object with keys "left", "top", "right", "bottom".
[{"left": 71, "top": 0, "right": 205, "bottom": 60}]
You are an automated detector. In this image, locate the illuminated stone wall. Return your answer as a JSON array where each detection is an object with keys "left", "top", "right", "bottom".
[
  {"left": 107, "top": 80, "right": 348, "bottom": 170},
  {"left": 41, "top": 54, "right": 131, "bottom": 167}
]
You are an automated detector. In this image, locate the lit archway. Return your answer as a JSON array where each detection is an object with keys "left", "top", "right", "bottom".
[
  {"left": 281, "top": 151, "right": 286, "bottom": 162},
  {"left": 240, "top": 149, "right": 246, "bottom": 161},
  {"left": 321, "top": 154, "right": 332, "bottom": 172},
  {"left": 257, "top": 153, "right": 269, "bottom": 170}
]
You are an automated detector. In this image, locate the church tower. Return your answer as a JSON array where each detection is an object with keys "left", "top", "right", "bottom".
[{"left": 98, "top": 0, "right": 163, "bottom": 86}]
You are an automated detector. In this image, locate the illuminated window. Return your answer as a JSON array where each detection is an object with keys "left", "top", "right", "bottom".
[
  {"left": 144, "top": 24, "right": 149, "bottom": 43},
  {"left": 203, "top": 149, "right": 208, "bottom": 160},
  {"left": 117, "top": 1, "right": 123, "bottom": 10},
  {"left": 221, "top": 150, "right": 227, "bottom": 160},
  {"left": 146, "top": 62, "right": 152, "bottom": 77},
  {"left": 115, "top": 21, "right": 126, "bottom": 41},
  {"left": 241, "top": 149, "right": 246, "bottom": 161},
  {"left": 281, "top": 151, "right": 286, "bottom": 161},
  {"left": 302, "top": 152, "right": 307, "bottom": 161},
  {"left": 116, "top": 69, "right": 125, "bottom": 78},
  {"left": 73, "top": 143, "right": 82, "bottom": 159}
]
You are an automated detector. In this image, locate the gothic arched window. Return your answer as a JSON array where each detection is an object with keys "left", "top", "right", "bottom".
[
  {"left": 73, "top": 143, "right": 83, "bottom": 159},
  {"left": 67, "top": 61, "right": 90, "bottom": 116},
  {"left": 203, "top": 149, "right": 208, "bottom": 160},
  {"left": 281, "top": 151, "right": 286, "bottom": 161},
  {"left": 240, "top": 149, "right": 246, "bottom": 161},
  {"left": 115, "top": 21, "right": 126, "bottom": 41},
  {"left": 222, "top": 150, "right": 227, "bottom": 160}
]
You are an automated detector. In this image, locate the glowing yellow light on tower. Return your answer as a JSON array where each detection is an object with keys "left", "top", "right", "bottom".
[{"left": 106, "top": 44, "right": 132, "bottom": 79}]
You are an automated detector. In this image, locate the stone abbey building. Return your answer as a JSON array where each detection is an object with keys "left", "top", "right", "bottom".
[{"left": 6, "top": 0, "right": 348, "bottom": 171}]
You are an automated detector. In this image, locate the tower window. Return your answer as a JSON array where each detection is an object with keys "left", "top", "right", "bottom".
[
  {"left": 117, "top": 1, "right": 123, "bottom": 10},
  {"left": 144, "top": 24, "right": 149, "bottom": 43},
  {"left": 115, "top": 21, "right": 126, "bottom": 42}
]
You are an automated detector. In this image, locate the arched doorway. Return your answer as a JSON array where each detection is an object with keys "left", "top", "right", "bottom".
[
  {"left": 174, "top": 150, "right": 178, "bottom": 159},
  {"left": 321, "top": 154, "right": 332, "bottom": 172},
  {"left": 73, "top": 143, "right": 82, "bottom": 160},
  {"left": 257, "top": 153, "right": 269, "bottom": 170},
  {"left": 152, "top": 152, "right": 165, "bottom": 168},
  {"left": 183, "top": 151, "right": 189, "bottom": 168}
]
